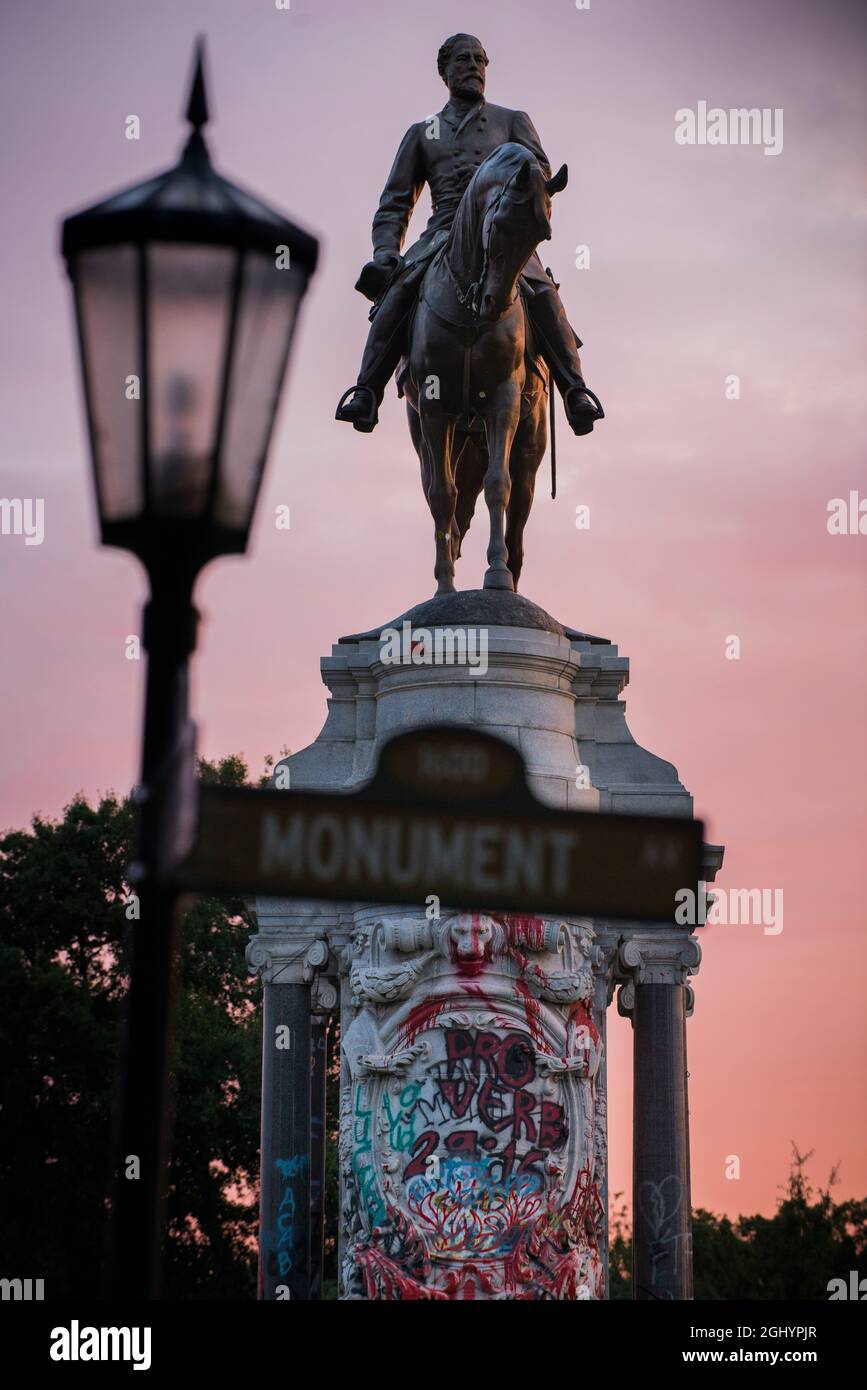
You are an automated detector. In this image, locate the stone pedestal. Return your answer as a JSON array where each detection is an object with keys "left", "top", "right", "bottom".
[
  {"left": 341, "top": 907, "right": 607, "bottom": 1299},
  {"left": 247, "top": 591, "right": 721, "bottom": 1300}
]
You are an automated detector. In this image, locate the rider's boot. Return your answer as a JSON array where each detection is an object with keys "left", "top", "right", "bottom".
[
  {"left": 526, "top": 286, "right": 605, "bottom": 436},
  {"left": 334, "top": 383, "right": 382, "bottom": 433},
  {"left": 335, "top": 279, "right": 416, "bottom": 433}
]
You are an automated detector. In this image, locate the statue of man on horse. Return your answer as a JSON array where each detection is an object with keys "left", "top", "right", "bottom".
[
  {"left": 335, "top": 33, "right": 603, "bottom": 439},
  {"left": 336, "top": 34, "right": 605, "bottom": 595}
]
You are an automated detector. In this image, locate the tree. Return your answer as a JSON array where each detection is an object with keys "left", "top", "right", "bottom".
[
  {"left": 608, "top": 1148, "right": 867, "bottom": 1300},
  {"left": 608, "top": 1194, "right": 632, "bottom": 1299},
  {"left": 719, "top": 1147, "right": 866, "bottom": 1301},
  {"left": 0, "top": 757, "right": 267, "bottom": 1298}
]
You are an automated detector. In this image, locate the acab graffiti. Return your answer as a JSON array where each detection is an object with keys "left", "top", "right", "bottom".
[{"left": 266, "top": 1154, "right": 308, "bottom": 1287}]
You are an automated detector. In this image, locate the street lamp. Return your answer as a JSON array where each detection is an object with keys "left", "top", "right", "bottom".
[{"left": 61, "top": 38, "right": 319, "bottom": 1299}]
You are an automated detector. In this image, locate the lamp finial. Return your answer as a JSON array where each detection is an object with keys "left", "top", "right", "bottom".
[{"left": 185, "top": 37, "right": 209, "bottom": 134}]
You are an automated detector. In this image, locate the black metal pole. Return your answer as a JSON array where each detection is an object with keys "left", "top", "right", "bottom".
[
  {"left": 259, "top": 981, "right": 313, "bottom": 1300},
  {"left": 104, "top": 565, "right": 199, "bottom": 1300},
  {"left": 632, "top": 981, "right": 692, "bottom": 1300}
]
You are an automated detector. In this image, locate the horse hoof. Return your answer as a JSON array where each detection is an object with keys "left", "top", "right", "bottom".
[
  {"left": 435, "top": 581, "right": 456, "bottom": 596},
  {"left": 483, "top": 567, "right": 515, "bottom": 592}
]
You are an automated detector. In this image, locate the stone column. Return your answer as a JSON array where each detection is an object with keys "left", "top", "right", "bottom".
[
  {"left": 247, "top": 938, "right": 333, "bottom": 1301},
  {"left": 618, "top": 934, "right": 700, "bottom": 1301}
]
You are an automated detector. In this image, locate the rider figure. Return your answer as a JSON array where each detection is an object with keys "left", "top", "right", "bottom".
[{"left": 335, "top": 34, "right": 604, "bottom": 436}]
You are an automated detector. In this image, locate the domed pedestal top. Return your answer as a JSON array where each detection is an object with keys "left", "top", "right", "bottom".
[{"left": 339, "top": 588, "right": 608, "bottom": 644}]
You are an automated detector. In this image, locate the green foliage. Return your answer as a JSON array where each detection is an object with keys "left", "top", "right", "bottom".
[
  {"left": 0, "top": 756, "right": 267, "bottom": 1298},
  {"left": 700, "top": 1147, "right": 866, "bottom": 1301},
  {"left": 608, "top": 1148, "right": 867, "bottom": 1300},
  {"left": 607, "top": 1193, "right": 632, "bottom": 1299},
  {"left": 0, "top": 793, "right": 133, "bottom": 1293}
]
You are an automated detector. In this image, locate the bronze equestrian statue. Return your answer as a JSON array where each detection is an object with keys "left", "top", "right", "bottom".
[
  {"left": 335, "top": 34, "right": 604, "bottom": 594},
  {"left": 402, "top": 144, "right": 568, "bottom": 594}
]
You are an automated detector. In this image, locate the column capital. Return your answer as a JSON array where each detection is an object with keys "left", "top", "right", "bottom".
[
  {"left": 617, "top": 933, "right": 700, "bottom": 1018},
  {"left": 619, "top": 933, "right": 701, "bottom": 985},
  {"left": 246, "top": 934, "right": 334, "bottom": 989}
]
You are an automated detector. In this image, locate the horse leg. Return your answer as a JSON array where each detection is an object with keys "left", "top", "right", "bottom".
[
  {"left": 505, "top": 394, "right": 547, "bottom": 592},
  {"left": 453, "top": 433, "right": 487, "bottom": 561},
  {"left": 481, "top": 385, "right": 520, "bottom": 590},
  {"left": 504, "top": 468, "right": 533, "bottom": 592},
  {"left": 448, "top": 431, "right": 470, "bottom": 565},
  {"left": 420, "top": 409, "right": 458, "bottom": 595},
  {"left": 407, "top": 402, "right": 435, "bottom": 516}
]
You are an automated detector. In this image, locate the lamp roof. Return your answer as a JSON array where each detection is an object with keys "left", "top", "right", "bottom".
[{"left": 61, "top": 38, "right": 319, "bottom": 271}]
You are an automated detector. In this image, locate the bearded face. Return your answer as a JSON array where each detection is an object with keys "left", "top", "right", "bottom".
[{"left": 442, "top": 35, "right": 488, "bottom": 102}]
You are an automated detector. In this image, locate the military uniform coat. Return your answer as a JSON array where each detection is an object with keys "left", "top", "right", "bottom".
[{"left": 371, "top": 98, "right": 554, "bottom": 287}]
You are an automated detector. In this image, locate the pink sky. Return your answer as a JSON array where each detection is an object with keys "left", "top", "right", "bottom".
[{"left": 1, "top": 0, "right": 865, "bottom": 1224}]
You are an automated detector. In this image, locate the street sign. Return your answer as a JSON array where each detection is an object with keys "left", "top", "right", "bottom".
[{"left": 176, "top": 726, "right": 703, "bottom": 923}]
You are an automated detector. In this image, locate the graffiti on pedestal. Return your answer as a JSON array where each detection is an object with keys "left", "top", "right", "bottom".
[
  {"left": 263, "top": 1153, "right": 309, "bottom": 1298},
  {"left": 340, "top": 912, "right": 606, "bottom": 1300}
]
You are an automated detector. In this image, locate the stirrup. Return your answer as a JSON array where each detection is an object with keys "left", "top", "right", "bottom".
[
  {"left": 564, "top": 382, "right": 605, "bottom": 435},
  {"left": 335, "top": 385, "right": 379, "bottom": 433}
]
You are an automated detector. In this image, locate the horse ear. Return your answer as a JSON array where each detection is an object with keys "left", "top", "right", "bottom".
[
  {"left": 545, "top": 163, "right": 568, "bottom": 196},
  {"left": 513, "top": 159, "right": 531, "bottom": 190}
]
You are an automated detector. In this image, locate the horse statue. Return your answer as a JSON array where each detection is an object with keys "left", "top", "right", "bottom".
[{"left": 400, "top": 142, "right": 585, "bottom": 596}]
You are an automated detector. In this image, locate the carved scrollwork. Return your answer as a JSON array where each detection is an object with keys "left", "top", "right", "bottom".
[
  {"left": 245, "top": 939, "right": 272, "bottom": 979},
  {"left": 357, "top": 1041, "right": 429, "bottom": 1075},
  {"left": 350, "top": 951, "right": 436, "bottom": 1005},
  {"left": 381, "top": 919, "right": 435, "bottom": 953},
  {"left": 536, "top": 1052, "right": 591, "bottom": 1076}
]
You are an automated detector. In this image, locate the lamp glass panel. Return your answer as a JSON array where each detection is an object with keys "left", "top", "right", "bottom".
[
  {"left": 75, "top": 245, "right": 142, "bottom": 523},
  {"left": 147, "top": 242, "right": 236, "bottom": 517},
  {"left": 215, "top": 252, "right": 305, "bottom": 531}
]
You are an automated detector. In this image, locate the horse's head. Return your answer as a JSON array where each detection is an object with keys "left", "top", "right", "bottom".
[{"left": 453, "top": 143, "right": 568, "bottom": 322}]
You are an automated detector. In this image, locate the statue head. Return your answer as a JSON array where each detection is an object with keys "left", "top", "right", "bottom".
[
  {"left": 444, "top": 912, "right": 498, "bottom": 973},
  {"left": 437, "top": 34, "right": 489, "bottom": 102}
]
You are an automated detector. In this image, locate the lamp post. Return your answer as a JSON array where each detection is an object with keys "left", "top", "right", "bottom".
[{"left": 61, "top": 39, "right": 319, "bottom": 1299}]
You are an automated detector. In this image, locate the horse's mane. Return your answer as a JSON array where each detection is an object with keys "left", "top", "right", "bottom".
[{"left": 447, "top": 142, "right": 544, "bottom": 283}]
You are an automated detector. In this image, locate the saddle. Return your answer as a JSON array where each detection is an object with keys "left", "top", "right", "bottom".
[{"left": 394, "top": 255, "right": 547, "bottom": 418}]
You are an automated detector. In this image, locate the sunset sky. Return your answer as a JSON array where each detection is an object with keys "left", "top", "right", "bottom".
[{"left": 1, "top": 0, "right": 865, "bottom": 1224}]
